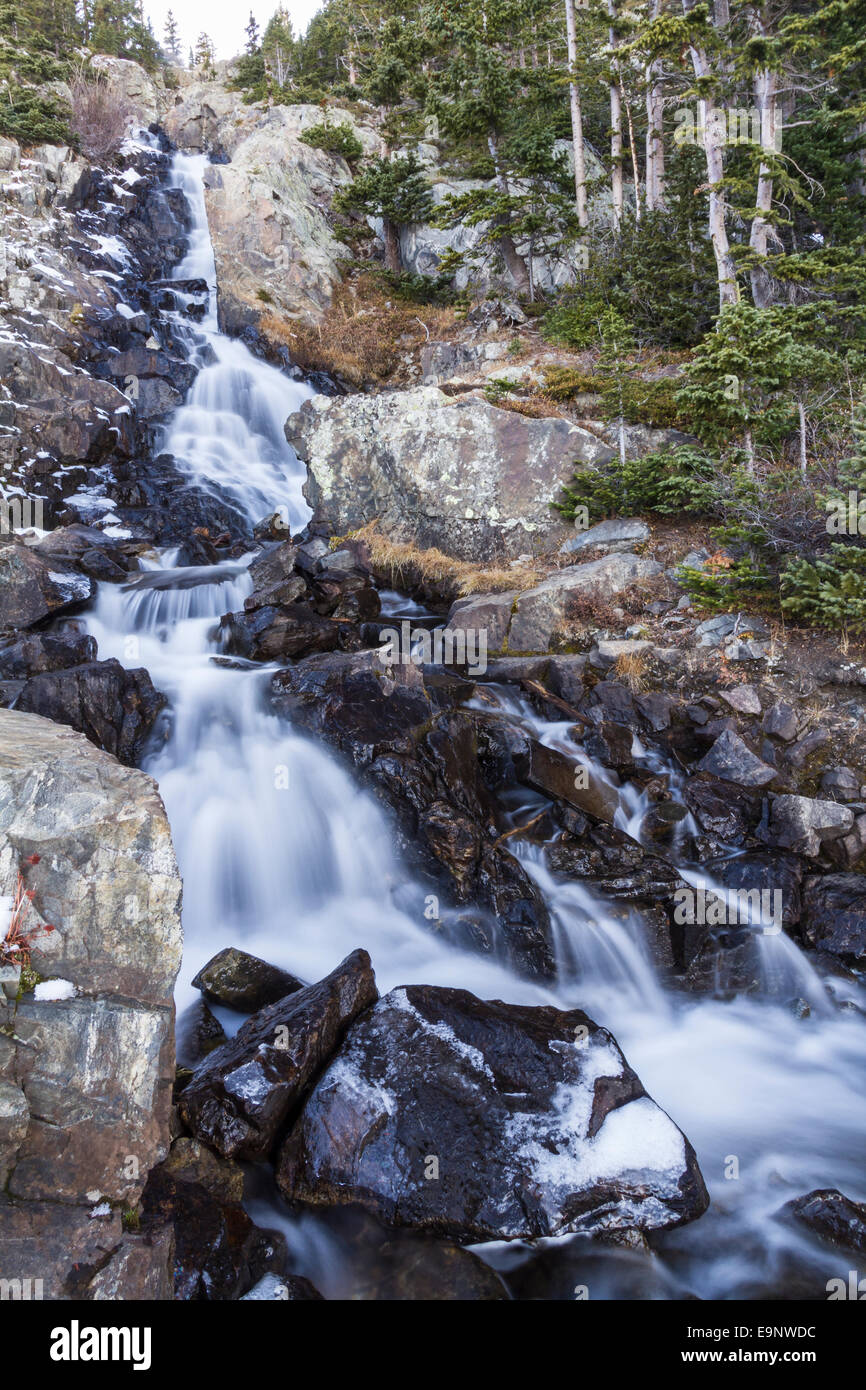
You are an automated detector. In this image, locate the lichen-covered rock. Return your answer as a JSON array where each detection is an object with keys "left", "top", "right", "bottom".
[
  {"left": 277, "top": 984, "right": 709, "bottom": 1242},
  {"left": 506, "top": 553, "right": 663, "bottom": 652},
  {"left": 288, "top": 386, "right": 616, "bottom": 562},
  {"left": 89, "top": 55, "right": 160, "bottom": 127}
]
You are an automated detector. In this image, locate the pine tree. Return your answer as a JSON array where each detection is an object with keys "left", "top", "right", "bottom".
[
  {"left": 336, "top": 153, "right": 434, "bottom": 274},
  {"left": 164, "top": 9, "right": 181, "bottom": 63},
  {"left": 194, "top": 31, "right": 216, "bottom": 80},
  {"left": 245, "top": 11, "right": 260, "bottom": 56}
]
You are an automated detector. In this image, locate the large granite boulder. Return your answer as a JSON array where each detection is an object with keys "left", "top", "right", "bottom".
[
  {"left": 277, "top": 984, "right": 709, "bottom": 1242},
  {"left": 287, "top": 386, "right": 617, "bottom": 562},
  {"left": 0, "top": 708, "right": 182, "bottom": 1299}
]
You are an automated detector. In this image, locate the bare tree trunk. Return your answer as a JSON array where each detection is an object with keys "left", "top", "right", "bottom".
[
  {"left": 644, "top": 1, "right": 665, "bottom": 209},
  {"left": 623, "top": 80, "right": 641, "bottom": 220},
  {"left": 683, "top": 1, "right": 737, "bottom": 307},
  {"left": 744, "top": 426, "right": 755, "bottom": 474},
  {"left": 487, "top": 132, "right": 532, "bottom": 296},
  {"left": 383, "top": 217, "right": 402, "bottom": 275},
  {"left": 348, "top": 49, "right": 357, "bottom": 86},
  {"left": 608, "top": 0, "right": 623, "bottom": 231},
  {"left": 797, "top": 399, "right": 807, "bottom": 477},
  {"left": 748, "top": 60, "right": 780, "bottom": 308},
  {"left": 564, "top": 0, "right": 588, "bottom": 228}
]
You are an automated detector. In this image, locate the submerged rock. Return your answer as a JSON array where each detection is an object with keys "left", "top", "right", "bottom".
[
  {"left": 179, "top": 949, "right": 378, "bottom": 1162},
  {"left": 277, "top": 984, "right": 709, "bottom": 1242},
  {"left": 782, "top": 1188, "right": 866, "bottom": 1257}
]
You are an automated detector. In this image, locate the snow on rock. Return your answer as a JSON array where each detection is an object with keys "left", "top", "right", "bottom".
[
  {"left": 33, "top": 979, "right": 76, "bottom": 1001},
  {"left": 277, "top": 985, "right": 709, "bottom": 1242}
]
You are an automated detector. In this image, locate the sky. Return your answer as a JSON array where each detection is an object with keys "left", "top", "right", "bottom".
[{"left": 144, "top": 0, "right": 324, "bottom": 62}]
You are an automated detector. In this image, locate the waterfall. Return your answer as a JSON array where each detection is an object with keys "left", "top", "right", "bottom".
[{"left": 86, "top": 151, "right": 866, "bottom": 1300}]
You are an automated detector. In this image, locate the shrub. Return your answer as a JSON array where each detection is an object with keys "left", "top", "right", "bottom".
[
  {"left": 69, "top": 70, "right": 133, "bottom": 161},
  {"left": 554, "top": 444, "right": 723, "bottom": 524},
  {"left": 542, "top": 294, "right": 630, "bottom": 352},
  {"left": 300, "top": 120, "right": 363, "bottom": 164},
  {"left": 780, "top": 544, "right": 866, "bottom": 636},
  {"left": 678, "top": 556, "right": 774, "bottom": 613},
  {"left": 0, "top": 89, "right": 71, "bottom": 145}
]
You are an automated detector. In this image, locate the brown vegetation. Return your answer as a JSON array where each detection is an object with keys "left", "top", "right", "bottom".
[
  {"left": 260, "top": 269, "right": 459, "bottom": 386},
  {"left": 69, "top": 67, "right": 133, "bottom": 162},
  {"left": 337, "top": 520, "right": 542, "bottom": 603}
]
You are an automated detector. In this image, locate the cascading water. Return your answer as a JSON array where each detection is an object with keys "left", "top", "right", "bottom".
[{"left": 88, "top": 152, "right": 866, "bottom": 1300}]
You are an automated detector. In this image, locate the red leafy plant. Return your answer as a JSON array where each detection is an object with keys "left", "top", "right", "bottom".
[{"left": 0, "top": 854, "right": 56, "bottom": 969}]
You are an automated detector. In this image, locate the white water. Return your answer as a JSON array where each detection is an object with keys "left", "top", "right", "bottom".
[{"left": 88, "top": 153, "right": 866, "bottom": 1300}]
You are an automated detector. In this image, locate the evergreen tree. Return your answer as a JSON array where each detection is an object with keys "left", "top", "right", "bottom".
[
  {"left": 194, "top": 31, "right": 216, "bottom": 80},
  {"left": 336, "top": 153, "right": 434, "bottom": 274},
  {"left": 245, "top": 11, "right": 260, "bottom": 56},
  {"left": 164, "top": 9, "right": 181, "bottom": 63}
]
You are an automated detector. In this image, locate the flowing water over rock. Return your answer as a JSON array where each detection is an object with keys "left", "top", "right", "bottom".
[{"left": 88, "top": 153, "right": 866, "bottom": 1301}]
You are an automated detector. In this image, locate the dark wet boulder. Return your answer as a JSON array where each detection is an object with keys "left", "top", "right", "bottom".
[
  {"left": 522, "top": 737, "right": 621, "bottom": 824},
  {"left": 191, "top": 947, "right": 305, "bottom": 1013},
  {"left": 0, "top": 542, "right": 94, "bottom": 632},
  {"left": 103, "top": 452, "right": 251, "bottom": 553},
  {"left": 178, "top": 950, "right": 378, "bottom": 1162},
  {"left": 0, "top": 624, "right": 96, "bottom": 678},
  {"left": 140, "top": 1138, "right": 287, "bottom": 1301},
  {"left": 219, "top": 603, "right": 346, "bottom": 662},
  {"left": 682, "top": 853, "right": 803, "bottom": 995},
  {"left": 683, "top": 774, "right": 758, "bottom": 844},
  {"left": 16, "top": 658, "right": 166, "bottom": 766},
  {"left": 176, "top": 999, "right": 227, "bottom": 1069},
  {"left": 782, "top": 1188, "right": 866, "bottom": 1257},
  {"left": 270, "top": 649, "right": 433, "bottom": 759},
  {"left": 277, "top": 985, "right": 709, "bottom": 1243},
  {"left": 800, "top": 875, "right": 866, "bottom": 967}
]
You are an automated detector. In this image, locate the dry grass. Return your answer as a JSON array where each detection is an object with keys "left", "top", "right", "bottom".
[
  {"left": 613, "top": 649, "right": 650, "bottom": 692},
  {"left": 338, "top": 520, "right": 543, "bottom": 601},
  {"left": 495, "top": 394, "right": 565, "bottom": 420},
  {"left": 260, "top": 270, "right": 459, "bottom": 387}
]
